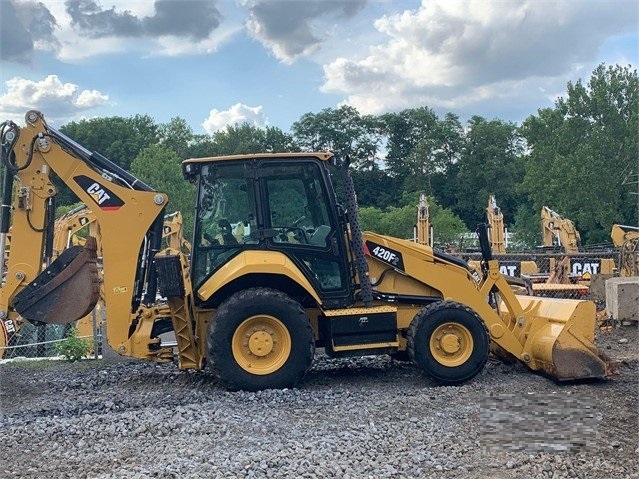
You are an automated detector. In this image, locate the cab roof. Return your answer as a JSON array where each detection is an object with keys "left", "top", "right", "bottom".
[{"left": 183, "top": 152, "right": 334, "bottom": 165}]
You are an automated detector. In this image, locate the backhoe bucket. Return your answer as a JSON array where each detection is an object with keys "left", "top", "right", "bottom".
[
  {"left": 512, "top": 296, "right": 611, "bottom": 381},
  {"left": 12, "top": 237, "right": 101, "bottom": 324}
]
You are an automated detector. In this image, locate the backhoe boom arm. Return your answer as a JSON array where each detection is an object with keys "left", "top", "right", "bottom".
[{"left": 0, "top": 111, "right": 168, "bottom": 356}]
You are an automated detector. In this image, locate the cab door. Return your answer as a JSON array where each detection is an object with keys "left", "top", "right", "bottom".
[{"left": 259, "top": 159, "right": 352, "bottom": 308}]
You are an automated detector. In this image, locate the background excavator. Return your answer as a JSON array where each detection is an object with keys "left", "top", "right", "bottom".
[
  {"left": 466, "top": 196, "right": 537, "bottom": 281},
  {"left": 486, "top": 195, "right": 506, "bottom": 254},
  {"left": 53, "top": 206, "right": 190, "bottom": 258},
  {"left": 52, "top": 205, "right": 99, "bottom": 258},
  {"left": 611, "top": 224, "right": 639, "bottom": 277},
  {"left": 536, "top": 206, "right": 614, "bottom": 294},
  {"left": 414, "top": 194, "right": 432, "bottom": 247},
  {"left": 0, "top": 111, "right": 612, "bottom": 390},
  {"left": 541, "top": 206, "right": 581, "bottom": 253}
]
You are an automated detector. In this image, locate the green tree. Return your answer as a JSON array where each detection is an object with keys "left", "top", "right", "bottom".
[
  {"left": 520, "top": 64, "right": 639, "bottom": 243},
  {"left": 359, "top": 196, "right": 468, "bottom": 247},
  {"left": 60, "top": 115, "right": 159, "bottom": 170},
  {"left": 454, "top": 116, "right": 525, "bottom": 228},
  {"left": 292, "top": 105, "right": 381, "bottom": 169},
  {"left": 188, "top": 123, "right": 297, "bottom": 157},
  {"left": 359, "top": 205, "right": 416, "bottom": 240},
  {"left": 511, "top": 203, "right": 540, "bottom": 250},
  {"left": 159, "top": 117, "right": 194, "bottom": 160},
  {"left": 380, "top": 107, "right": 439, "bottom": 180},
  {"left": 350, "top": 168, "right": 402, "bottom": 209},
  {"left": 130, "top": 145, "right": 196, "bottom": 237},
  {"left": 401, "top": 112, "right": 464, "bottom": 202}
]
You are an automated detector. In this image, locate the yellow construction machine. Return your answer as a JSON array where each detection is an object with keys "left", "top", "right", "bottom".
[
  {"left": 52, "top": 205, "right": 99, "bottom": 257},
  {"left": 162, "top": 211, "right": 191, "bottom": 254},
  {"left": 486, "top": 195, "right": 506, "bottom": 254},
  {"left": 48, "top": 207, "right": 190, "bottom": 350},
  {"left": 0, "top": 111, "right": 612, "bottom": 389},
  {"left": 415, "top": 194, "right": 432, "bottom": 246},
  {"left": 536, "top": 207, "right": 614, "bottom": 295},
  {"left": 53, "top": 205, "right": 189, "bottom": 257},
  {"left": 541, "top": 206, "right": 581, "bottom": 253},
  {"left": 465, "top": 195, "right": 536, "bottom": 281},
  {"left": 611, "top": 224, "right": 639, "bottom": 276}
]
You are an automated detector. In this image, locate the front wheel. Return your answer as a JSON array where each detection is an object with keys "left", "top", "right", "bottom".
[
  {"left": 207, "top": 288, "right": 315, "bottom": 391},
  {"left": 407, "top": 301, "right": 489, "bottom": 385}
]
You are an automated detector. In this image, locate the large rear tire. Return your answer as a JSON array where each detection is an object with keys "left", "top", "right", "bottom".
[
  {"left": 207, "top": 288, "right": 314, "bottom": 391},
  {"left": 407, "top": 301, "right": 489, "bottom": 385}
]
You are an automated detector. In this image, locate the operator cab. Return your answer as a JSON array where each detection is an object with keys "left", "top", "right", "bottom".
[{"left": 183, "top": 153, "right": 353, "bottom": 308}]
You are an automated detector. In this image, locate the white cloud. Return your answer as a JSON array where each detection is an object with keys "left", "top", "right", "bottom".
[
  {"left": 10, "top": 0, "right": 238, "bottom": 62},
  {"left": 202, "top": 103, "right": 267, "bottom": 134},
  {"left": 245, "top": 0, "right": 367, "bottom": 64},
  {"left": 321, "top": 0, "right": 638, "bottom": 117},
  {"left": 75, "top": 89, "right": 109, "bottom": 108},
  {"left": 0, "top": 75, "right": 109, "bottom": 124}
]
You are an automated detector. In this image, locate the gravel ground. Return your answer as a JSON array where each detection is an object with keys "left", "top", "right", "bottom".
[{"left": 1, "top": 325, "right": 637, "bottom": 479}]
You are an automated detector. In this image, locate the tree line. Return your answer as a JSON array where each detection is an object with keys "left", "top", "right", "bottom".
[{"left": 51, "top": 63, "right": 637, "bottom": 249}]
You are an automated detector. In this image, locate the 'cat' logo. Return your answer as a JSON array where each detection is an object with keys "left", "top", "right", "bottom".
[
  {"left": 499, "top": 262, "right": 520, "bottom": 277},
  {"left": 74, "top": 175, "right": 124, "bottom": 211},
  {"left": 87, "top": 183, "right": 111, "bottom": 205},
  {"left": 572, "top": 262, "right": 600, "bottom": 276}
]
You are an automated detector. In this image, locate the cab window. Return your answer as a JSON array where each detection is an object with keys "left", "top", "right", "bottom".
[
  {"left": 192, "top": 162, "right": 256, "bottom": 284},
  {"left": 264, "top": 163, "right": 332, "bottom": 248}
]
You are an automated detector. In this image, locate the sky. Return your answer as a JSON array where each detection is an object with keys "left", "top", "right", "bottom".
[{"left": 1, "top": 0, "right": 637, "bottom": 135}]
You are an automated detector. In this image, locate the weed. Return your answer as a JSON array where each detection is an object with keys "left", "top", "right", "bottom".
[{"left": 55, "top": 328, "right": 91, "bottom": 362}]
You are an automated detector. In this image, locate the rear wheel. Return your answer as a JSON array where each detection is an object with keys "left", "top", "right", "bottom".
[
  {"left": 407, "top": 301, "right": 489, "bottom": 385},
  {"left": 207, "top": 288, "right": 314, "bottom": 391}
]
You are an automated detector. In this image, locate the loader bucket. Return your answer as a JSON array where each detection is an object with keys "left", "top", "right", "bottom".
[
  {"left": 514, "top": 296, "right": 611, "bottom": 381},
  {"left": 12, "top": 237, "right": 101, "bottom": 324}
]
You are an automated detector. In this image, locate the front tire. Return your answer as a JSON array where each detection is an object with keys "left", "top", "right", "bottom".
[
  {"left": 207, "top": 288, "right": 314, "bottom": 391},
  {"left": 407, "top": 301, "right": 489, "bottom": 385}
]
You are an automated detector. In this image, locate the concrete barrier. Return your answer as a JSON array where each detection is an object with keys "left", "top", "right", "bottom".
[
  {"left": 590, "top": 274, "right": 615, "bottom": 302},
  {"left": 605, "top": 277, "right": 639, "bottom": 322}
]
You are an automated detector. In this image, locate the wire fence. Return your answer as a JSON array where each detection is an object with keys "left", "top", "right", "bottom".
[
  {"left": 0, "top": 311, "right": 104, "bottom": 361},
  {"left": 458, "top": 250, "right": 620, "bottom": 300}
]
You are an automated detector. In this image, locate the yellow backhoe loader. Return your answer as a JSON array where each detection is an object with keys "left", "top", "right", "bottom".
[
  {"left": 611, "top": 224, "right": 639, "bottom": 276},
  {"left": 0, "top": 111, "right": 612, "bottom": 390}
]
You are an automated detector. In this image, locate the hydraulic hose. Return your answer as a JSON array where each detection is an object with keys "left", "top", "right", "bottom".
[{"left": 143, "top": 209, "right": 166, "bottom": 306}]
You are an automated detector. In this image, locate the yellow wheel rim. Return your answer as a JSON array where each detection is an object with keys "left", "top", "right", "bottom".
[
  {"left": 429, "top": 322, "right": 474, "bottom": 367},
  {"left": 231, "top": 315, "right": 292, "bottom": 375}
]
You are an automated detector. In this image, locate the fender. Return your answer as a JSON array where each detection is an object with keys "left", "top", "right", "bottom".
[{"left": 196, "top": 250, "right": 322, "bottom": 305}]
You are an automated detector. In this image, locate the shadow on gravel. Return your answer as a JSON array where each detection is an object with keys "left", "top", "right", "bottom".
[{"left": 304, "top": 354, "right": 433, "bottom": 390}]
